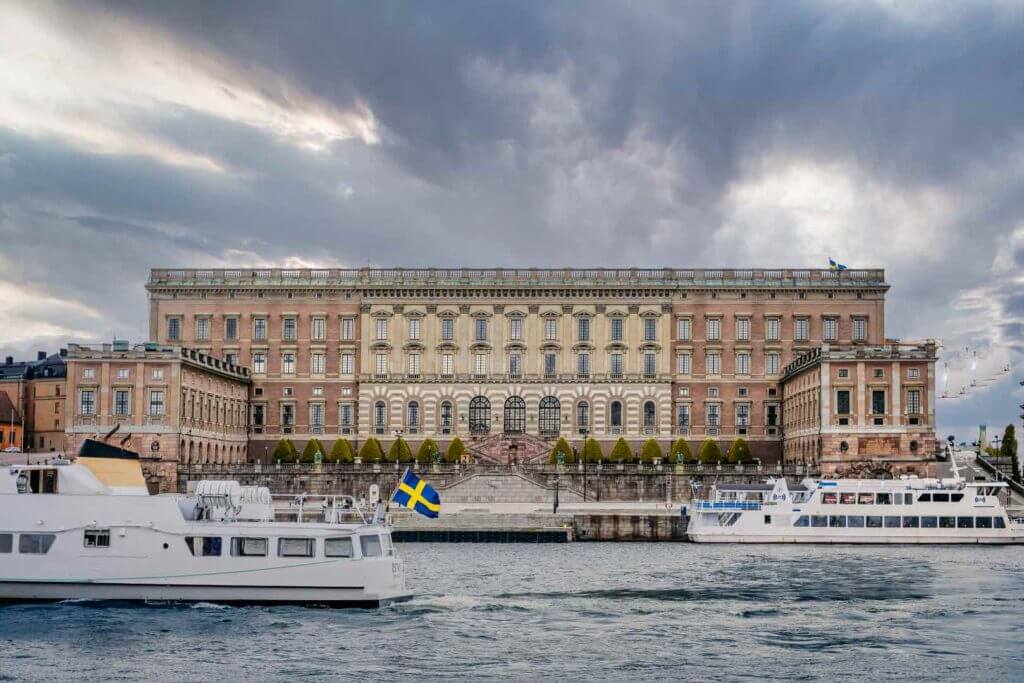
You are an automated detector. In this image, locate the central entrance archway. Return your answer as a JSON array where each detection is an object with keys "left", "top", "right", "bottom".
[{"left": 504, "top": 396, "right": 526, "bottom": 434}]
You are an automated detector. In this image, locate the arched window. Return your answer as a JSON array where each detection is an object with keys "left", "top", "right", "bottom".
[
  {"left": 504, "top": 396, "right": 526, "bottom": 433},
  {"left": 374, "top": 401, "right": 387, "bottom": 434},
  {"left": 440, "top": 400, "right": 453, "bottom": 434},
  {"left": 407, "top": 401, "right": 420, "bottom": 434},
  {"left": 610, "top": 401, "right": 623, "bottom": 433},
  {"left": 538, "top": 396, "right": 560, "bottom": 435},
  {"left": 643, "top": 400, "right": 657, "bottom": 430},
  {"left": 469, "top": 396, "right": 491, "bottom": 434},
  {"left": 576, "top": 401, "right": 590, "bottom": 435}
]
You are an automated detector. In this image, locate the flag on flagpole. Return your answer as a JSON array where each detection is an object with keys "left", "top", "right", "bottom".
[
  {"left": 392, "top": 469, "right": 441, "bottom": 518},
  {"left": 828, "top": 257, "right": 848, "bottom": 271}
]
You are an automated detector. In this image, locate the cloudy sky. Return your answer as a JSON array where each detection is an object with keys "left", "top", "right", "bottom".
[{"left": 0, "top": 0, "right": 1021, "bottom": 443}]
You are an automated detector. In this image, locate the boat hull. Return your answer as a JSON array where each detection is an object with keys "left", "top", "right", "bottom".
[{"left": 688, "top": 532, "right": 1024, "bottom": 544}]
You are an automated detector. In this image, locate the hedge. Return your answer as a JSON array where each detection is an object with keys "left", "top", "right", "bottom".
[
  {"left": 358, "top": 437, "right": 384, "bottom": 463},
  {"left": 609, "top": 437, "right": 633, "bottom": 463},
  {"left": 300, "top": 438, "right": 325, "bottom": 463},
  {"left": 549, "top": 437, "right": 574, "bottom": 464},
  {"left": 669, "top": 438, "right": 693, "bottom": 463},
  {"left": 417, "top": 438, "right": 441, "bottom": 464},
  {"left": 698, "top": 438, "right": 722, "bottom": 463},
  {"left": 640, "top": 438, "right": 663, "bottom": 464},
  {"left": 386, "top": 437, "right": 413, "bottom": 463},
  {"left": 445, "top": 437, "right": 467, "bottom": 463},
  {"left": 327, "top": 438, "right": 354, "bottom": 463},
  {"left": 727, "top": 438, "right": 752, "bottom": 463},
  {"left": 582, "top": 438, "right": 603, "bottom": 463},
  {"left": 271, "top": 438, "right": 297, "bottom": 461}
]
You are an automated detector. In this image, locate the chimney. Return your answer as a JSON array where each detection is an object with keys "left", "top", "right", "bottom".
[
  {"left": 38, "top": 351, "right": 47, "bottom": 361},
  {"left": 4, "top": 356, "right": 12, "bottom": 365}
]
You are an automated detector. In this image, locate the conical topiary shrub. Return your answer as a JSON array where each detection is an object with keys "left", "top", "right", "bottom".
[
  {"left": 609, "top": 437, "right": 633, "bottom": 463},
  {"left": 640, "top": 438, "right": 662, "bottom": 464},
  {"left": 328, "top": 438, "right": 354, "bottom": 463},
  {"left": 549, "top": 437, "right": 574, "bottom": 464},
  {"left": 358, "top": 437, "right": 384, "bottom": 463},
  {"left": 727, "top": 437, "right": 752, "bottom": 463},
  {"left": 386, "top": 437, "right": 413, "bottom": 463},
  {"left": 698, "top": 438, "right": 723, "bottom": 463},
  {"left": 272, "top": 438, "right": 296, "bottom": 462},
  {"left": 669, "top": 438, "right": 693, "bottom": 464},
  {"left": 300, "top": 438, "right": 325, "bottom": 463},
  {"left": 417, "top": 438, "right": 440, "bottom": 464},
  {"left": 445, "top": 437, "right": 466, "bottom": 463},
  {"left": 582, "top": 438, "right": 603, "bottom": 463}
]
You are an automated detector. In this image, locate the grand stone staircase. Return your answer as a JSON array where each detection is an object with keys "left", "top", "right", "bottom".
[
  {"left": 465, "top": 433, "right": 553, "bottom": 464},
  {"left": 438, "top": 470, "right": 584, "bottom": 504}
]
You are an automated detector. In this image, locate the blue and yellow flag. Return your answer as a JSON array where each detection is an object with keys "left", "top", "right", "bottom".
[
  {"left": 828, "top": 257, "right": 848, "bottom": 271},
  {"left": 392, "top": 469, "right": 441, "bottom": 518}
]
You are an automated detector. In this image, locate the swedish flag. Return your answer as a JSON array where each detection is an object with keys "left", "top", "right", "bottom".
[
  {"left": 828, "top": 257, "right": 848, "bottom": 271},
  {"left": 392, "top": 469, "right": 441, "bottom": 518}
]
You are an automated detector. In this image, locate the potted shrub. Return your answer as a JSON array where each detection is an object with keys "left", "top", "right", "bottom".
[
  {"left": 640, "top": 438, "right": 662, "bottom": 467},
  {"left": 327, "top": 438, "right": 354, "bottom": 464},
  {"left": 610, "top": 437, "right": 632, "bottom": 470},
  {"left": 358, "top": 438, "right": 383, "bottom": 470},
  {"left": 698, "top": 438, "right": 722, "bottom": 466},
  {"left": 549, "top": 437, "right": 573, "bottom": 468}
]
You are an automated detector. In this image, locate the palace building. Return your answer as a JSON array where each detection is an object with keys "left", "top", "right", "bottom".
[{"left": 142, "top": 267, "right": 935, "bottom": 473}]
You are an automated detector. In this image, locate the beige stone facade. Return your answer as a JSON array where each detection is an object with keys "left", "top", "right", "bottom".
[
  {"left": 146, "top": 267, "right": 896, "bottom": 463},
  {"left": 65, "top": 342, "right": 250, "bottom": 491}
]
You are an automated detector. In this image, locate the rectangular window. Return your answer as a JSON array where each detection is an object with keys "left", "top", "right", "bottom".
[
  {"left": 375, "top": 318, "right": 388, "bottom": 341},
  {"left": 839, "top": 368, "right": 850, "bottom": 378},
  {"left": 544, "top": 353, "right": 556, "bottom": 376},
  {"left": 736, "top": 318, "right": 750, "bottom": 341},
  {"left": 360, "top": 535, "right": 382, "bottom": 558},
  {"left": 340, "top": 404, "right": 352, "bottom": 427},
  {"left": 706, "top": 318, "right": 720, "bottom": 341},
  {"left": 114, "top": 389, "right": 130, "bottom": 416},
  {"left": 278, "top": 538, "right": 314, "bottom": 558},
  {"left": 312, "top": 317, "right": 326, "bottom": 341},
  {"left": 282, "top": 405, "right": 294, "bottom": 429},
  {"left": 736, "top": 404, "right": 750, "bottom": 427},
  {"left": 225, "top": 353, "right": 237, "bottom": 366},
  {"left": 408, "top": 353, "right": 421, "bottom": 375},
  {"left": 707, "top": 404, "right": 720, "bottom": 427},
  {"left": 795, "top": 318, "right": 809, "bottom": 341},
  {"left": 152, "top": 368, "right": 164, "bottom": 381},
  {"left": 823, "top": 317, "right": 837, "bottom": 341},
  {"left": 341, "top": 353, "right": 354, "bottom": 375},
  {"left": 677, "top": 405, "right": 690, "bottom": 428},
  {"left": 474, "top": 353, "right": 488, "bottom": 376},
  {"left": 475, "top": 318, "right": 488, "bottom": 341},
  {"left": 765, "top": 318, "right": 779, "bottom": 341},
  {"left": 876, "top": 493, "right": 892, "bottom": 505},
  {"left": 853, "top": 317, "right": 866, "bottom": 341},
  {"left": 231, "top": 537, "right": 268, "bottom": 557},
  {"left": 196, "top": 317, "right": 210, "bottom": 340},
  {"left": 149, "top": 390, "right": 165, "bottom": 416},
  {"left": 766, "top": 353, "right": 779, "bottom": 375},
  {"left": 311, "top": 353, "right": 326, "bottom": 375},
  {"left": 907, "top": 389, "right": 921, "bottom": 414},
  {"left": 837, "top": 390, "right": 851, "bottom": 415},
  {"left": 341, "top": 317, "right": 355, "bottom": 340},
  {"left": 225, "top": 317, "right": 238, "bottom": 340},
  {"left": 677, "top": 353, "right": 691, "bottom": 375},
  {"left": 441, "top": 353, "right": 454, "bottom": 376},
  {"left": 644, "top": 352, "right": 656, "bottom": 376},
  {"left": 311, "top": 404, "right": 323, "bottom": 429},
  {"left": 283, "top": 317, "right": 297, "bottom": 341},
  {"left": 872, "top": 390, "right": 885, "bottom": 415},
  {"left": 577, "top": 352, "right": 590, "bottom": 375},
  {"left": 707, "top": 352, "right": 721, "bottom": 375},
  {"left": 677, "top": 318, "right": 691, "bottom": 341},
  {"left": 167, "top": 317, "right": 181, "bottom": 341},
  {"left": 847, "top": 516, "right": 865, "bottom": 528},
  {"left": 441, "top": 318, "right": 454, "bottom": 341},
  {"left": 116, "top": 368, "right": 130, "bottom": 380},
  {"left": 19, "top": 533, "right": 56, "bottom": 554},
  {"left": 509, "top": 353, "right": 522, "bottom": 377},
  {"left": 80, "top": 390, "right": 96, "bottom": 415},
  {"left": 325, "top": 537, "right": 354, "bottom": 558},
  {"left": 921, "top": 516, "right": 939, "bottom": 529},
  {"left": 254, "top": 317, "right": 267, "bottom": 341},
  {"left": 611, "top": 317, "right": 623, "bottom": 341},
  {"left": 0, "top": 533, "right": 11, "bottom": 553},
  {"left": 375, "top": 353, "right": 388, "bottom": 375},
  {"left": 610, "top": 353, "right": 624, "bottom": 376},
  {"left": 884, "top": 516, "right": 901, "bottom": 529},
  {"left": 736, "top": 352, "right": 750, "bottom": 375},
  {"left": 644, "top": 318, "right": 656, "bottom": 341},
  {"left": 545, "top": 318, "right": 558, "bottom": 341},
  {"left": 253, "top": 352, "right": 266, "bottom": 374},
  {"left": 577, "top": 317, "right": 590, "bottom": 342},
  {"left": 282, "top": 353, "right": 296, "bottom": 375},
  {"left": 908, "top": 367, "right": 920, "bottom": 380},
  {"left": 510, "top": 318, "right": 522, "bottom": 341},
  {"left": 822, "top": 492, "right": 838, "bottom": 504},
  {"left": 408, "top": 318, "right": 421, "bottom": 341},
  {"left": 83, "top": 529, "right": 110, "bottom": 548}
]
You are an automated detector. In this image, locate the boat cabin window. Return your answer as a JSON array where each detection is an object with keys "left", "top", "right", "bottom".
[
  {"left": 360, "top": 534, "right": 383, "bottom": 558},
  {"left": 902, "top": 516, "right": 920, "bottom": 528},
  {"left": 839, "top": 493, "right": 856, "bottom": 505},
  {"left": 829, "top": 516, "right": 846, "bottom": 528},
  {"left": 957, "top": 517, "right": 974, "bottom": 529},
  {"left": 380, "top": 533, "right": 394, "bottom": 557},
  {"left": 19, "top": 533, "right": 56, "bottom": 554},
  {"left": 857, "top": 493, "right": 873, "bottom": 505},
  {"left": 922, "top": 517, "right": 938, "bottom": 528},
  {"left": 866, "top": 516, "right": 883, "bottom": 528},
  {"left": 231, "top": 537, "right": 268, "bottom": 557},
  {"left": 794, "top": 516, "right": 809, "bottom": 527},
  {"left": 976, "top": 517, "right": 993, "bottom": 529},
  {"left": 324, "top": 537, "right": 354, "bottom": 558},
  {"left": 876, "top": 493, "right": 892, "bottom": 505},
  {"left": 811, "top": 515, "right": 827, "bottom": 528},
  {"left": 939, "top": 517, "right": 955, "bottom": 529},
  {"left": 847, "top": 516, "right": 865, "bottom": 528},
  {"left": 791, "top": 491, "right": 812, "bottom": 503},
  {"left": 278, "top": 538, "right": 315, "bottom": 558},
  {"left": 994, "top": 517, "right": 1006, "bottom": 529},
  {"left": 918, "top": 493, "right": 931, "bottom": 502},
  {"left": 18, "top": 469, "right": 58, "bottom": 494},
  {"left": 933, "top": 493, "right": 949, "bottom": 503},
  {"left": 884, "top": 516, "right": 900, "bottom": 528},
  {"left": 84, "top": 529, "right": 111, "bottom": 548},
  {"left": 0, "top": 533, "right": 11, "bottom": 553},
  {"left": 821, "top": 492, "right": 838, "bottom": 505},
  {"left": 185, "top": 536, "right": 222, "bottom": 556},
  {"left": 902, "top": 493, "right": 914, "bottom": 505},
  {"left": 950, "top": 494, "right": 964, "bottom": 503}
]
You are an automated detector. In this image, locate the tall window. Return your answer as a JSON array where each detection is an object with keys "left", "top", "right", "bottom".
[
  {"left": 643, "top": 401, "right": 656, "bottom": 429},
  {"left": 644, "top": 352, "right": 657, "bottom": 376},
  {"left": 544, "top": 353, "right": 557, "bottom": 376},
  {"left": 907, "top": 389, "right": 921, "bottom": 414},
  {"left": 837, "top": 390, "right": 851, "bottom": 415},
  {"left": 794, "top": 318, "right": 809, "bottom": 341},
  {"left": 577, "top": 352, "right": 590, "bottom": 376},
  {"left": 340, "top": 404, "right": 352, "bottom": 428},
  {"left": 707, "top": 404, "right": 720, "bottom": 427},
  {"left": 341, "top": 317, "right": 355, "bottom": 340},
  {"left": 706, "top": 352, "right": 721, "bottom": 375},
  {"left": 766, "top": 352, "right": 780, "bottom": 375},
  {"left": 441, "top": 353, "right": 454, "bottom": 376},
  {"left": 765, "top": 318, "right": 780, "bottom": 341},
  {"left": 706, "top": 318, "right": 721, "bottom": 341},
  {"left": 282, "top": 405, "right": 294, "bottom": 430},
  {"left": 677, "top": 318, "right": 691, "bottom": 341},
  {"left": 149, "top": 390, "right": 165, "bottom": 416},
  {"left": 736, "top": 404, "right": 750, "bottom": 427},
  {"left": 509, "top": 353, "right": 522, "bottom": 377},
  {"left": 253, "top": 352, "right": 266, "bottom": 374},
  {"left": 374, "top": 401, "right": 386, "bottom": 431},
  {"left": 677, "top": 353, "right": 691, "bottom": 375},
  {"left": 311, "top": 404, "right": 323, "bottom": 431},
  {"left": 168, "top": 317, "right": 181, "bottom": 341},
  {"left": 341, "top": 353, "right": 354, "bottom": 375},
  {"left": 311, "top": 353, "right": 325, "bottom": 375},
  {"left": 509, "top": 318, "right": 522, "bottom": 341},
  {"left": 644, "top": 318, "right": 656, "bottom": 341},
  {"left": 440, "top": 401, "right": 453, "bottom": 431},
  {"left": 539, "top": 396, "right": 560, "bottom": 435},
  {"left": 823, "top": 317, "right": 837, "bottom": 341},
  {"left": 253, "top": 317, "right": 267, "bottom": 341},
  {"left": 853, "top": 317, "right": 867, "bottom": 341},
  {"left": 375, "top": 353, "right": 388, "bottom": 375},
  {"left": 610, "top": 317, "right": 623, "bottom": 341},
  {"left": 677, "top": 404, "right": 690, "bottom": 430},
  {"left": 474, "top": 318, "right": 488, "bottom": 341},
  {"left": 282, "top": 353, "right": 295, "bottom": 375},
  {"left": 408, "top": 318, "right": 421, "bottom": 341},
  {"left": 545, "top": 318, "right": 558, "bottom": 340},
  {"left": 469, "top": 396, "right": 490, "bottom": 433},
  {"left": 474, "top": 353, "right": 488, "bottom": 376},
  {"left": 736, "top": 318, "right": 750, "bottom": 341},
  {"left": 872, "top": 390, "right": 886, "bottom": 415},
  {"left": 225, "top": 317, "right": 238, "bottom": 340},
  {"left": 312, "top": 317, "right": 326, "bottom": 341},
  {"left": 196, "top": 317, "right": 210, "bottom": 340},
  {"left": 441, "top": 318, "right": 454, "bottom": 341},
  {"left": 610, "top": 353, "right": 624, "bottom": 376},
  {"left": 225, "top": 353, "right": 237, "bottom": 366},
  {"left": 407, "top": 401, "right": 420, "bottom": 431},
  {"left": 408, "top": 352, "right": 420, "bottom": 375},
  {"left": 114, "top": 390, "right": 130, "bottom": 416},
  {"left": 736, "top": 352, "right": 750, "bottom": 375},
  {"left": 375, "top": 318, "right": 388, "bottom": 341},
  {"left": 283, "top": 317, "right": 297, "bottom": 341},
  {"left": 576, "top": 401, "right": 590, "bottom": 433},
  {"left": 577, "top": 317, "right": 590, "bottom": 342},
  {"left": 504, "top": 396, "right": 526, "bottom": 433},
  {"left": 80, "top": 390, "right": 96, "bottom": 415},
  {"left": 610, "top": 401, "right": 623, "bottom": 430}
]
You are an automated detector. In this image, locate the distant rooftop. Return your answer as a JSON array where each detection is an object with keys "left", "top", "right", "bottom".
[
  {"left": 67, "top": 342, "right": 250, "bottom": 381},
  {"left": 782, "top": 341, "right": 939, "bottom": 380}
]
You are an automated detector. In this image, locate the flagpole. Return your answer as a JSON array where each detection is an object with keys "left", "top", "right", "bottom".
[{"left": 385, "top": 466, "right": 411, "bottom": 517}]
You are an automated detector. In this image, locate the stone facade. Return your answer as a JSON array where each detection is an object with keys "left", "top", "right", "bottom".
[
  {"left": 0, "top": 351, "right": 68, "bottom": 452},
  {"left": 146, "top": 267, "right": 890, "bottom": 464}
]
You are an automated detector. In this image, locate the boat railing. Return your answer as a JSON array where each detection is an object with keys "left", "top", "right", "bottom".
[
  {"left": 269, "top": 493, "right": 373, "bottom": 525},
  {"left": 691, "top": 500, "right": 763, "bottom": 511}
]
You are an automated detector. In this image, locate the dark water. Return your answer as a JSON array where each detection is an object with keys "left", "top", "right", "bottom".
[{"left": 2, "top": 544, "right": 1023, "bottom": 681}]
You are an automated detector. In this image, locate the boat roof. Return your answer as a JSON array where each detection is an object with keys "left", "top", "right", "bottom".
[{"left": 717, "top": 483, "right": 808, "bottom": 492}]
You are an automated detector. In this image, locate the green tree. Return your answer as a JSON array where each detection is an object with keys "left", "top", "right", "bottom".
[
  {"left": 271, "top": 438, "right": 296, "bottom": 461},
  {"left": 640, "top": 438, "right": 663, "bottom": 463},
  {"left": 386, "top": 437, "right": 413, "bottom": 463},
  {"left": 445, "top": 437, "right": 466, "bottom": 463},
  {"left": 416, "top": 438, "right": 440, "bottom": 464},
  {"left": 582, "top": 438, "right": 604, "bottom": 463},
  {"left": 327, "top": 438, "right": 354, "bottom": 463},
  {"left": 1000, "top": 424, "right": 1020, "bottom": 482},
  {"left": 727, "top": 438, "right": 752, "bottom": 463},
  {"left": 609, "top": 437, "right": 633, "bottom": 463},
  {"left": 698, "top": 438, "right": 723, "bottom": 463},
  {"left": 549, "top": 437, "right": 574, "bottom": 464},
  {"left": 669, "top": 438, "right": 693, "bottom": 463},
  {"left": 358, "top": 437, "right": 384, "bottom": 463},
  {"left": 300, "top": 438, "right": 325, "bottom": 463}
]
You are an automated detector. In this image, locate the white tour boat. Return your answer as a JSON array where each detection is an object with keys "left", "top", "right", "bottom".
[
  {"left": 685, "top": 460, "right": 1024, "bottom": 544},
  {"left": 0, "top": 441, "right": 410, "bottom": 606}
]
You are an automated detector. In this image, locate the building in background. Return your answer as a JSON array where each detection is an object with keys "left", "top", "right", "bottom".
[
  {"left": 0, "top": 392, "right": 23, "bottom": 451},
  {"left": 0, "top": 350, "right": 68, "bottom": 452},
  {"left": 145, "top": 267, "right": 910, "bottom": 466},
  {"left": 65, "top": 341, "right": 250, "bottom": 492}
]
